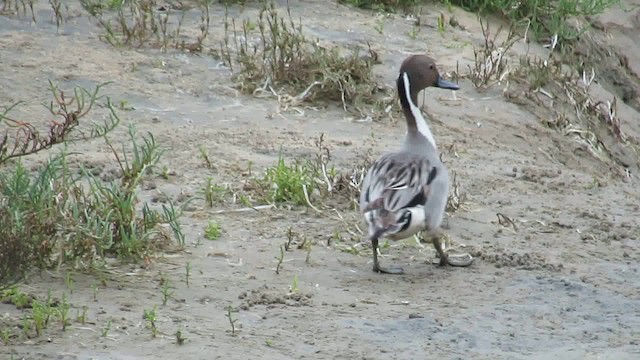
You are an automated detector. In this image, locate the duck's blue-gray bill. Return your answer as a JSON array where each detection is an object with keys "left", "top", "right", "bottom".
[{"left": 436, "top": 76, "right": 460, "bottom": 90}]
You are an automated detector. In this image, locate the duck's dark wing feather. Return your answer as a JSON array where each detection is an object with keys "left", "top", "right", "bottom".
[{"left": 360, "top": 152, "right": 438, "bottom": 214}]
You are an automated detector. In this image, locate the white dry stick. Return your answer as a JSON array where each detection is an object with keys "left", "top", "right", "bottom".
[
  {"left": 321, "top": 162, "right": 333, "bottom": 192},
  {"left": 302, "top": 184, "right": 322, "bottom": 213},
  {"left": 214, "top": 204, "right": 274, "bottom": 214}
]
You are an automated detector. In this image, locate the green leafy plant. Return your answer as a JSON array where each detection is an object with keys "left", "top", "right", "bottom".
[{"left": 204, "top": 220, "right": 221, "bottom": 240}]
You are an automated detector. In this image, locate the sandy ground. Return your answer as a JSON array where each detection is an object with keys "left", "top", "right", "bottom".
[{"left": 1, "top": 1, "right": 639, "bottom": 359}]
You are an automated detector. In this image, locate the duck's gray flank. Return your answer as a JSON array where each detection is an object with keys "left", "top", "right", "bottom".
[{"left": 359, "top": 54, "right": 474, "bottom": 274}]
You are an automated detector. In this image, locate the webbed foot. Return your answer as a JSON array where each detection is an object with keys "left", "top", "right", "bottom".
[
  {"left": 372, "top": 263, "right": 404, "bottom": 274},
  {"left": 371, "top": 237, "right": 404, "bottom": 275},
  {"left": 446, "top": 253, "right": 474, "bottom": 267}
]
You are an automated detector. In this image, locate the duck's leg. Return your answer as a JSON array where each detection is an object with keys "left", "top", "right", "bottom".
[
  {"left": 371, "top": 237, "right": 404, "bottom": 274},
  {"left": 430, "top": 232, "right": 474, "bottom": 267},
  {"left": 431, "top": 233, "right": 449, "bottom": 267}
]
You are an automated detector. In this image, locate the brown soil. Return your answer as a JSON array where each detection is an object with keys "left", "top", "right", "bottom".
[{"left": 1, "top": 1, "right": 639, "bottom": 359}]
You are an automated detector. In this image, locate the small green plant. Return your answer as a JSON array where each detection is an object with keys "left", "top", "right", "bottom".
[
  {"left": 204, "top": 220, "right": 221, "bottom": 240},
  {"left": 175, "top": 327, "right": 187, "bottom": 345},
  {"left": 185, "top": 262, "right": 192, "bottom": 288},
  {"left": 76, "top": 306, "right": 88, "bottom": 325},
  {"left": 202, "top": 178, "right": 228, "bottom": 207},
  {"left": 407, "top": 22, "right": 420, "bottom": 39},
  {"left": 374, "top": 17, "right": 384, "bottom": 34},
  {"left": 160, "top": 278, "right": 174, "bottom": 306},
  {"left": 289, "top": 274, "right": 299, "bottom": 293},
  {"left": 49, "top": 0, "right": 67, "bottom": 31},
  {"left": 64, "top": 273, "right": 75, "bottom": 294},
  {"left": 162, "top": 200, "right": 186, "bottom": 248},
  {"left": 31, "top": 300, "right": 52, "bottom": 336},
  {"left": 143, "top": 306, "right": 158, "bottom": 337},
  {"left": 284, "top": 227, "right": 296, "bottom": 251},
  {"left": 101, "top": 319, "right": 112, "bottom": 337},
  {"left": 274, "top": 245, "right": 285, "bottom": 275},
  {"left": 57, "top": 293, "right": 71, "bottom": 331},
  {"left": 160, "top": 165, "right": 170, "bottom": 179},
  {"left": 225, "top": 305, "right": 238, "bottom": 335},
  {"left": 91, "top": 283, "right": 99, "bottom": 301},
  {"left": 437, "top": 13, "right": 446, "bottom": 33},
  {"left": 0, "top": 328, "right": 11, "bottom": 345},
  {"left": 198, "top": 145, "right": 215, "bottom": 169},
  {"left": 21, "top": 314, "right": 32, "bottom": 338},
  {"left": 302, "top": 239, "right": 312, "bottom": 263}
]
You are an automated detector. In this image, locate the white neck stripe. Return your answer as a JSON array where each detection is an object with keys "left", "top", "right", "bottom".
[{"left": 402, "top": 72, "right": 436, "bottom": 148}]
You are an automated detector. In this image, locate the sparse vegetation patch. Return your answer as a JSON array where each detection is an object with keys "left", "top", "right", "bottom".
[
  {"left": 220, "top": 1, "right": 387, "bottom": 115},
  {"left": 338, "top": 0, "right": 420, "bottom": 12},
  {"left": 443, "top": 0, "right": 620, "bottom": 43},
  {"left": 80, "top": 0, "right": 212, "bottom": 52},
  {"left": 0, "top": 82, "right": 186, "bottom": 291}
]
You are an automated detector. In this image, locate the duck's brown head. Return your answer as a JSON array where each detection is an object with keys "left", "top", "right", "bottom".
[{"left": 397, "top": 55, "right": 459, "bottom": 108}]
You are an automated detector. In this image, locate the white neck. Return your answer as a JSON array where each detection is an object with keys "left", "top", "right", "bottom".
[{"left": 402, "top": 72, "right": 437, "bottom": 149}]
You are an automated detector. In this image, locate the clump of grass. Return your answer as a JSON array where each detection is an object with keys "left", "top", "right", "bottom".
[
  {"left": 260, "top": 153, "right": 316, "bottom": 206},
  {"left": 48, "top": 0, "right": 69, "bottom": 31},
  {"left": 220, "top": 1, "right": 385, "bottom": 114},
  {"left": 466, "top": 16, "right": 521, "bottom": 89},
  {"left": 444, "top": 0, "right": 620, "bottom": 44},
  {"left": 1, "top": 288, "right": 81, "bottom": 341},
  {"left": 466, "top": 10, "right": 636, "bottom": 179},
  {"left": 338, "top": 0, "right": 419, "bottom": 12},
  {"left": 79, "top": 0, "right": 124, "bottom": 17},
  {"left": 250, "top": 134, "right": 371, "bottom": 211},
  {"left": 0, "top": 82, "right": 186, "bottom": 291},
  {"left": 0, "top": 287, "right": 34, "bottom": 309},
  {"left": 1, "top": 0, "right": 36, "bottom": 22},
  {"left": 78, "top": 124, "right": 173, "bottom": 259},
  {"left": 505, "top": 53, "right": 631, "bottom": 176},
  {"left": 0, "top": 81, "right": 119, "bottom": 289},
  {"left": 82, "top": 0, "right": 211, "bottom": 52}
]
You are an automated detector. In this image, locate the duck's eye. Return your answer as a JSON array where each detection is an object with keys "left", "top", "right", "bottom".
[{"left": 429, "top": 64, "right": 434, "bottom": 69}]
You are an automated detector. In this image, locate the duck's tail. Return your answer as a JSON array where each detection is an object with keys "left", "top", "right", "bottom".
[{"left": 367, "top": 209, "right": 404, "bottom": 241}]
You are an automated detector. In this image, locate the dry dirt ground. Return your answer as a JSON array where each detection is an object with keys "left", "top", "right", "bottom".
[{"left": 1, "top": 1, "right": 640, "bottom": 359}]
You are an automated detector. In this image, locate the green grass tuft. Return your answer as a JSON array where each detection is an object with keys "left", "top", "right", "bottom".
[{"left": 204, "top": 220, "right": 222, "bottom": 240}]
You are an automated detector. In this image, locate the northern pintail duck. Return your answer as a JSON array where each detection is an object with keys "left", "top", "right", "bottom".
[{"left": 359, "top": 54, "right": 474, "bottom": 274}]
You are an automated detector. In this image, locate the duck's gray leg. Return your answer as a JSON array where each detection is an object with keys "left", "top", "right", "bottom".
[
  {"left": 371, "top": 237, "right": 404, "bottom": 274},
  {"left": 431, "top": 234, "right": 449, "bottom": 266},
  {"left": 430, "top": 232, "right": 474, "bottom": 267}
]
